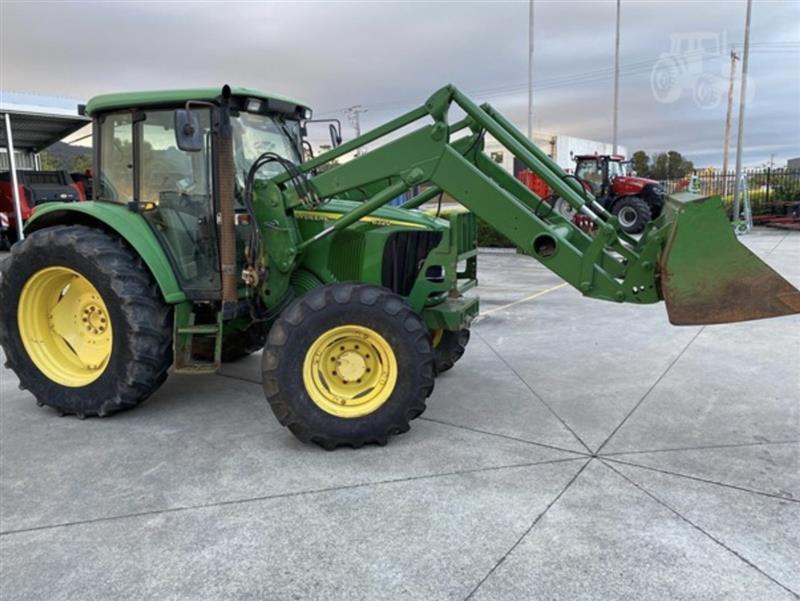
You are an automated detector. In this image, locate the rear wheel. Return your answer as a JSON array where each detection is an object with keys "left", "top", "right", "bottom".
[
  {"left": 263, "top": 283, "right": 435, "bottom": 449},
  {"left": 0, "top": 225, "right": 172, "bottom": 417},
  {"left": 612, "top": 196, "right": 652, "bottom": 234},
  {"left": 431, "top": 328, "right": 470, "bottom": 374}
]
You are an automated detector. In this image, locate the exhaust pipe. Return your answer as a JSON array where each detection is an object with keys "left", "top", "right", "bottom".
[{"left": 217, "top": 85, "right": 238, "bottom": 318}]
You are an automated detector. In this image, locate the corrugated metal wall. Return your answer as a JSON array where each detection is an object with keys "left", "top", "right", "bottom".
[{"left": 0, "top": 149, "right": 36, "bottom": 171}]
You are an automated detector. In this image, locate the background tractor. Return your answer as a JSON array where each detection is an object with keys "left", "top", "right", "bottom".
[
  {"left": 548, "top": 154, "right": 665, "bottom": 234},
  {"left": 2, "top": 84, "right": 798, "bottom": 449}
]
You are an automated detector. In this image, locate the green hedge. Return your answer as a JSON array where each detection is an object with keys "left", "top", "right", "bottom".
[{"left": 477, "top": 218, "right": 515, "bottom": 248}]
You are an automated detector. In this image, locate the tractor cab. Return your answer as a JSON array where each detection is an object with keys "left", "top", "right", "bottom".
[{"left": 85, "top": 87, "right": 310, "bottom": 297}]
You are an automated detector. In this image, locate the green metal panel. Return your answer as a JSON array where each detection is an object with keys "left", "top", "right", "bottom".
[
  {"left": 660, "top": 193, "right": 800, "bottom": 324},
  {"left": 85, "top": 86, "right": 309, "bottom": 116},
  {"left": 24, "top": 202, "right": 187, "bottom": 304}
]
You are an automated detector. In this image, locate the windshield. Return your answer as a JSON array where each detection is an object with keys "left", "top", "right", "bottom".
[
  {"left": 231, "top": 112, "right": 301, "bottom": 191},
  {"left": 607, "top": 160, "right": 625, "bottom": 179}
]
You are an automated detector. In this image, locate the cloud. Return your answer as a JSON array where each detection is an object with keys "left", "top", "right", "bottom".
[{"left": 1, "top": 0, "right": 797, "bottom": 166}]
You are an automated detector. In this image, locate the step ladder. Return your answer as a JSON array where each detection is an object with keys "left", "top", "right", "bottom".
[{"left": 173, "top": 305, "right": 223, "bottom": 374}]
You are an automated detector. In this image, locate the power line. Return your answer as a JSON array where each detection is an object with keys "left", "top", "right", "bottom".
[{"left": 314, "top": 42, "right": 797, "bottom": 119}]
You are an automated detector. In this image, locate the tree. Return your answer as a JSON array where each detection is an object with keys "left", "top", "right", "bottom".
[
  {"left": 650, "top": 152, "right": 670, "bottom": 179},
  {"left": 631, "top": 150, "right": 650, "bottom": 177},
  {"left": 39, "top": 151, "right": 62, "bottom": 170},
  {"left": 649, "top": 150, "right": 694, "bottom": 180},
  {"left": 70, "top": 154, "right": 92, "bottom": 174}
]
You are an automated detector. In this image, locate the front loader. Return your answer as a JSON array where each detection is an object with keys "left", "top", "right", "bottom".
[{"left": 1, "top": 84, "right": 798, "bottom": 449}]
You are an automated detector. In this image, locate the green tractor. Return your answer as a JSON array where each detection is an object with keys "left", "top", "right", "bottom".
[{"left": 2, "top": 85, "right": 798, "bottom": 449}]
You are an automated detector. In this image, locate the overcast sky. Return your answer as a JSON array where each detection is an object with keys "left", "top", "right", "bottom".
[{"left": 1, "top": 0, "right": 798, "bottom": 167}]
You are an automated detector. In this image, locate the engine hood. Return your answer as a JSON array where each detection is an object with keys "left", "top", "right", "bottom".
[{"left": 613, "top": 176, "right": 660, "bottom": 189}]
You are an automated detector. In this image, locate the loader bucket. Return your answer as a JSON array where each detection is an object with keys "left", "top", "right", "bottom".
[{"left": 659, "top": 192, "right": 800, "bottom": 325}]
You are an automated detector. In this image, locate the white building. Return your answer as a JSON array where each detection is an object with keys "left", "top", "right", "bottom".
[{"left": 483, "top": 132, "right": 627, "bottom": 174}]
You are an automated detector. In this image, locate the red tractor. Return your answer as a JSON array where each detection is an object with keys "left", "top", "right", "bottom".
[
  {"left": 520, "top": 155, "right": 665, "bottom": 234},
  {"left": 567, "top": 155, "right": 664, "bottom": 233}
]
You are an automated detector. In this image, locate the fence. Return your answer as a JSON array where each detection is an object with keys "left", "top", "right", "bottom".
[{"left": 659, "top": 168, "right": 800, "bottom": 215}]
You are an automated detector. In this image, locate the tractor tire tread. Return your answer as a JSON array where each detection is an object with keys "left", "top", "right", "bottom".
[
  {"left": 263, "top": 282, "right": 435, "bottom": 449},
  {"left": 434, "top": 328, "right": 471, "bottom": 374},
  {"left": 0, "top": 225, "right": 172, "bottom": 417}
]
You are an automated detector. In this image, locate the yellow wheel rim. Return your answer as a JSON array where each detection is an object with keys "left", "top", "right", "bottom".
[
  {"left": 431, "top": 329, "right": 444, "bottom": 348},
  {"left": 303, "top": 324, "right": 398, "bottom": 418},
  {"left": 18, "top": 266, "right": 113, "bottom": 387}
]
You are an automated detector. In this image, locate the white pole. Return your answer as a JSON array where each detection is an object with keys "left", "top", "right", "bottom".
[
  {"left": 722, "top": 50, "right": 739, "bottom": 196},
  {"left": 3, "top": 113, "right": 25, "bottom": 241},
  {"left": 612, "top": 0, "right": 621, "bottom": 154},
  {"left": 527, "top": 0, "right": 534, "bottom": 140},
  {"left": 732, "top": 0, "right": 752, "bottom": 222}
]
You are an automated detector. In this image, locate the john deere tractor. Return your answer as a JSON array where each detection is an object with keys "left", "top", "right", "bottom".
[{"left": 2, "top": 85, "right": 798, "bottom": 449}]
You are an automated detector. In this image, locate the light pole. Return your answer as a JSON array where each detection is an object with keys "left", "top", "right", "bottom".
[
  {"left": 612, "top": 0, "right": 621, "bottom": 154},
  {"left": 732, "top": 0, "right": 752, "bottom": 222},
  {"left": 722, "top": 49, "right": 739, "bottom": 196},
  {"left": 527, "top": 0, "right": 534, "bottom": 140}
]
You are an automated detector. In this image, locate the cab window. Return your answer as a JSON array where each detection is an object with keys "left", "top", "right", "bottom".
[{"left": 97, "top": 112, "right": 134, "bottom": 202}]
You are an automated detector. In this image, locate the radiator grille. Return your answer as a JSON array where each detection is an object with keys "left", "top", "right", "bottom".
[{"left": 382, "top": 231, "right": 443, "bottom": 296}]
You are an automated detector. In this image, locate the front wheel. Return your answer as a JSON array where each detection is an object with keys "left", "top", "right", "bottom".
[
  {"left": 262, "top": 283, "right": 435, "bottom": 449},
  {"left": 0, "top": 225, "right": 173, "bottom": 417}
]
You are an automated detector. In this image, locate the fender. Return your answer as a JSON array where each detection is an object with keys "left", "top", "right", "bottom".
[{"left": 24, "top": 202, "right": 187, "bottom": 304}]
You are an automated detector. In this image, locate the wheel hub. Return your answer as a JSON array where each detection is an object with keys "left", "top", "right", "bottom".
[
  {"left": 336, "top": 350, "right": 367, "bottom": 382},
  {"left": 19, "top": 266, "right": 113, "bottom": 386},
  {"left": 618, "top": 206, "right": 638, "bottom": 227},
  {"left": 303, "top": 324, "right": 398, "bottom": 418}
]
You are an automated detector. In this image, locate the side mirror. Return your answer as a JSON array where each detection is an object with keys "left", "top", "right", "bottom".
[
  {"left": 329, "top": 123, "right": 342, "bottom": 148},
  {"left": 174, "top": 109, "right": 203, "bottom": 152}
]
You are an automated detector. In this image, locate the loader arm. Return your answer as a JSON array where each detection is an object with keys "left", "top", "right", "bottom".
[{"left": 256, "top": 84, "right": 800, "bottom": 325}]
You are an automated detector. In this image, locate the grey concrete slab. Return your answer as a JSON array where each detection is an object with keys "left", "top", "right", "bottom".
[
  {"left": 471, "top": 249, "right": 564, "bottom": 314},
  {"left": 603, "top": 315, "right": 800, "bottom": 454},
  {"left": 1, "top": 373, "right": 575, "bottom": 533},
  {"left": 612, "top": 460, "right": 800, "bottom": 595},
  {"left": 471, "top": 460, "right": 796, "bottom": 601},
  {"left": 424, "top": 333, "right": 591, "bottom": 453},
  {"left": 0, "top": 459, "right": 585, "bottom": 601},
  {"left": 603, "top": 441, "right": 800, "bottom": 500},
  {"left": 474, "top": 283, "right": 702, "bottom": 453}
]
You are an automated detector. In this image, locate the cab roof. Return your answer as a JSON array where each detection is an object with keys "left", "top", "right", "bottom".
[
  {"left": 84, "top": 86, "right": 310, "bottom": 118},
  {"left": 573, "top": 154, "right": 626, "bottom": 161}
]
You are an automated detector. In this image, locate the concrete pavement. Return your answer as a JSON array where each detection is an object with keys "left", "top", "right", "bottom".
[{"left": 1, "top": 229, "right": 798, "bottom": 600}]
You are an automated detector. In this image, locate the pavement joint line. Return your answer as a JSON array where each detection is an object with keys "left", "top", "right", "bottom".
[
  {"left": 186, "top": 373, "right": 588, "bottom": 457},
  {"left": 474, "top": 330, "right": 594, "bottom": 455},
  {"left": 601, "top": 456, "right": 799, "bottom": 503},
  {"left": 419, "top": 416, "right": 590, "bottom": 457},
  {"left": 764, "top": 231, "right": 791, "bottom": 256},
  {"left": 593, "top": 326, "right": 706, "bottom": 455},
  {"left": 463, "top": 458, "right": 592, "bottom": 601},
  {"left": 601, "top": 459, "right": 800, "bottom": 599},
  {"left": 0, "top": 456, "right": 586, "bottom": 538},
  {"left": 474, "top": 282, "right": 568, "bottom": 321},
  {"left": 602, "top": 439, "right": 800, "bottom": 457}
]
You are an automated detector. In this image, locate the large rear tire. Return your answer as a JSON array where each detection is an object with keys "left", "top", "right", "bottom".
[
  {"left": 0, "top": 225, "right": 172, "bottom": 417},
  {"left": 263, "top": 283, "right": 435, "bottom": 449}
]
